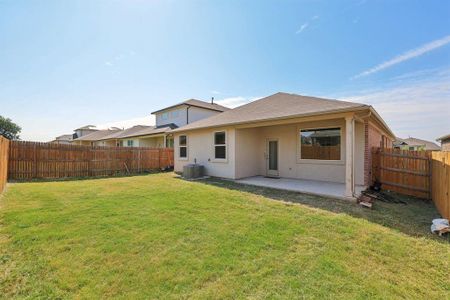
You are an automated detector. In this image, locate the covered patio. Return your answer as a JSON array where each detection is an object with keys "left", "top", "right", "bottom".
[{"left": 234, "top": 176, "right": 365, "bottom": 200}]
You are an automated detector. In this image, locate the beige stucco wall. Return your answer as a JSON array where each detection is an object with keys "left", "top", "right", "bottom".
[
  {"left": 234, "top": 127, "right": 262, "bottom": 179},
  {"left": 174, "top": 116, "right": 365, "bottom": 185},
  {"left": 174, "top": 128, "right": 236, "bottom": 178},
  {"left": 139, "top": 136, "right": 165, "bottom": 148}
]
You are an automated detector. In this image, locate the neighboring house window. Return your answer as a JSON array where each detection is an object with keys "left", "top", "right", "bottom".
[
  {"left": 409, "top": 146, "right": 414, "bottom": 151},
  {"left": 170, "top": 110, "right": 179, "bottom": 118},
  {"left": 300, "top": 128, "right": 341, "bottom": 160},
  {"left": 214, "top": 131, "right": 226, "bottom": 159},
  {"left": 179, "top": 135, "right": 187, "bottom": 158},
  {"left": 166, "top": 136, "right": 174, "bottom": 148},
  {"left": 127, "top": 140, "right": 134, "bottom": 147},
  {"left": 161, "top": 112, "right": 169, "bottom": 121}
]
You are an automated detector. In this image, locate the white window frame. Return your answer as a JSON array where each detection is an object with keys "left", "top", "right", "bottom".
[
  {"left": 127, "top": 140, "right": 134, "bottom": 147},
  {"left": 178, "top": 135, "right": 188, "bottom": 160},
  {"left": 212, "top": 130, "right": 227, "bottom": 162},
  {"left": 297, "top": 125, "right": 344, "bottom": 165}
]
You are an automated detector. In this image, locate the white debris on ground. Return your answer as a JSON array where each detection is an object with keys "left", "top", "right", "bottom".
[{"left": 431, "top": 219, "right": 450, "bottom": 236}]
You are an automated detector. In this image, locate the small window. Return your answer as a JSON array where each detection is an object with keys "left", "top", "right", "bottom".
[
  {"left": 127, "top": 140, "right": 134, "bottom": 147},
  {"left": 179, "top": 135, "right": 187, "bottom": 158},
  {"left": 300, "top": 128, "right": 340, "bottom": 160},
  {"left": 161, "top": 112, "right": 169, "bottom": 120},
  {"left": 170, "top": 110, "right": 179, "bottom": 118},
  {"left": 214, "top": 131, "right": 226, "bottom": 159}
]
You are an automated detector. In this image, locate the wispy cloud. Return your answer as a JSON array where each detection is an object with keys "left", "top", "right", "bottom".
[
  {"left": 103, "top": 50, "right": 137, "bottom": 67},
  {"left": 295, "top": 23, "right": 309, "bottom": 34},
  {"left": 352, "top": 35, "right": 450, "bottom": 79},
  {"left": 210, "top": 90, "right": 220, "bottom": 95},
  {"left": 295, "top": 15, "right": 319, "bottom": 34},
  {"left": 338, "top": 68, "right": 450, "bottom": 140}
]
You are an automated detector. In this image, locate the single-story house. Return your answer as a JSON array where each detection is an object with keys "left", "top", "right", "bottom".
[
  {"left": 93, "top": 125, "right": 152, "bottom": 147},
  {"left": 172, "top": 92, "right": 395, "bottom": 199},
  {"left": 437, "top": 134, "right": 450, "bottom": 151},
  {"left": 72, "top": 129, "right": 122, "bottom": 146},
  {"left": 50, "top": 134, "right": 73, "bottom": 144},
  {"left": 394, "top": 137, "right": 440, "bottom": 151}
]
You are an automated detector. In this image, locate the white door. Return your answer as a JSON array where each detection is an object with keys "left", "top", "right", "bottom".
[{"left": 266, "top": 139, "right": 279, "bottom": 177}]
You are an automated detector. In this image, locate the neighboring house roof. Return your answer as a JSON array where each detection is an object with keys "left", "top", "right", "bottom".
[
  {"left": 49, "top": 134, "right": 73, "bottom": 143},
  {"left": 120, "top": 124, "right": 178, "bottom": 139},
  {"left": 74, "top": 125, "right": 97, "bottom": 131},
  {"left": 173, "top": 92, "right": 386, "bottom": 133},
  {"left": 98, "top": 125, "right": 153, "bottom": 141},
  {"left": 73, "top": 129, "right": 122, "bottom": 141},
  {"left": 436, "top": 134, "right": 450, "bottom": 142},
  {"left": 401, "top": 137, "right": 441, "bottom": 150},
  {"left": 393, "top": 137, "right": 408, "bottom": 146},
  {"left": 151, "top": 99, "right": 230, "bottom": 114},
  {"left": 56, "top": 134, "right": 73, "bottom": 141}
]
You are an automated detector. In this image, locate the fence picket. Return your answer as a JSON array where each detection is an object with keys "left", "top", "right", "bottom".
[{"left": 7, "top": 141, "right": 174, "bottom": 181}]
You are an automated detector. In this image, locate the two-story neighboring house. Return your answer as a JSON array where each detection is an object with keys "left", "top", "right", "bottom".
[{"left": 115, "top": 99, "right": 229, "bottom": 148}]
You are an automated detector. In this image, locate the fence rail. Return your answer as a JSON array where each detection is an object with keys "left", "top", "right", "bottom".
[
  {"left": 0, "top": 137, "right": 9, "bottom": 193},
  {"left": 371, "top": 147, "right": 432, "bottom": 199},
  {"left": 8, "top": 141, "right": 174, "bottom": 181},
  {"left": 431, "top": 151, "right": 450, "bottom": 219}
]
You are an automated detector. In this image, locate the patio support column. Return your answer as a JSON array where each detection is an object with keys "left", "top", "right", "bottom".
[
  {"left": 163, "top": 135, "right": 167, "bottom": 148},
  {"left": 345, "top": 115, "right": 355, "bottom": 198}
]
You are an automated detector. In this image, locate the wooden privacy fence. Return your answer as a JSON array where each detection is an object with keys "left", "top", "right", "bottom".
[
  {"left": 371, "top": 147, "right": 432, "bottom": 199},
  {"left": 372, "top": 147, "right": 450, "bottom": 219},
  {"left": 431, "top": 151, "right": 450, "bottom": 219},
  {"left": 8, "top": 141, "right": 174, "bottom": 181},
  {"left": 0, "top": 136, "right": 10, "bottom": 193}
]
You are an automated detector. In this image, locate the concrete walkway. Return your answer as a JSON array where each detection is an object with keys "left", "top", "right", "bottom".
[{"left": 235, "top": 176, "right": 365, "bottom": 200}]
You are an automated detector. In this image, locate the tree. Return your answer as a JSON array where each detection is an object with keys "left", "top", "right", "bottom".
[{"left": 0, "top": 115, "right": 21, "bottom": 140}]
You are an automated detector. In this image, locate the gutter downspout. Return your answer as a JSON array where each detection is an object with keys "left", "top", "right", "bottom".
[{"left": 186, "top": 105, "right": 191, "bottom": 124}]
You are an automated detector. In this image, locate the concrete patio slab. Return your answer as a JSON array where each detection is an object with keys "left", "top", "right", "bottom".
[{"left": 234, "top": 176, "right": 365, "bottom": 200}]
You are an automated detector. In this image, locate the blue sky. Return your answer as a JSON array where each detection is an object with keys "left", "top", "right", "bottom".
[{"left": 1, "top": 0, "right": 449, "bottom": 142}]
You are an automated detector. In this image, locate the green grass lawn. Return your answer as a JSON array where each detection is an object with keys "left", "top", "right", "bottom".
[{"left": 0, "top": 173, "right": 449, "bottom": 299}]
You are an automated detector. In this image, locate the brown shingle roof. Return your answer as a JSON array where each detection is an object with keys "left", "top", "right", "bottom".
[
  {"left": 74, "top": 125, "right": 97, "bottom": 131},
  {"left": 98, "top": 125, "right": 153, "bottom": 140},
  {"left": 173, "top": 92, "right": 369, "bottom": 132},
  {"left": 437, "top": 134, "right": 450, "bottom": 142},
  {"left": 402, "top": 137, "right": 441, "bottom": 150},
  {"left": 73, "top": 129, "right": 122, "bottom": 141},
  {"left": 151, "top": 99, "right": 230, "bottom": 114},
  {"left": 120, "top": 124, "right": 178, "bottom": 138}
]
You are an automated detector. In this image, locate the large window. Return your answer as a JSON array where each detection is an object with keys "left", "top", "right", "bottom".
[
  {"left": 127, "top": 140, "right": 134, "bottom": 147},
  {"left": 179, "top": 135, "right": 187, "bottom": 158},
  {"left": 300, "top": 128, "right": 341, "bottom": 160},
  {"left": 161, "top": 112, "right": 169, "bottom": 121},
  {"left": 214, "top": 131, "right": 226, "bottom": 159}
]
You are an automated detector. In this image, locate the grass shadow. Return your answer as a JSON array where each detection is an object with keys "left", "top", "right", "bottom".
[
  {"left": 198, "top": 177, "right": 449, "bottom": 243},
  {"left": 7, "top": 169, "right": 172, "bottom": 184}
]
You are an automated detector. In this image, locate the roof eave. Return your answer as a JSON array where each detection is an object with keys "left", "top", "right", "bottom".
[
  {"left": 172, "top": 105, "right": 371, "bottom": 133},
  {"left": 151, "top": 103, "right": 227, "bottom": 115}
]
